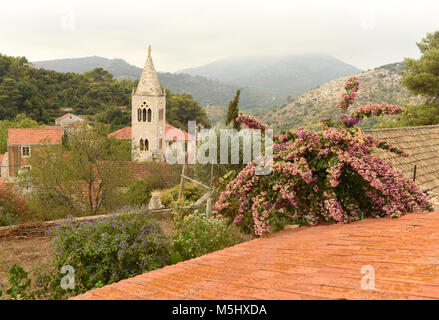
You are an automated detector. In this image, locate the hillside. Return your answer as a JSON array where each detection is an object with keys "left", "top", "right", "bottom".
[
  {"left": 33, "top": 54, "right": 361, "bottom": 110},
  {"left": 33, "top": 56, "right": 141, "bottom": 80},
  {"left": 0, "top": 54, "right": 131, "bottom": 122},
  {"left": 33, "top": 57, "right": 275, "bottom": 109},
  {"left": 180, "top": 53, "right": 362, "bottom": 103},
  {"left": 253, "top": 62, "right": 424, "bottom": 132}
]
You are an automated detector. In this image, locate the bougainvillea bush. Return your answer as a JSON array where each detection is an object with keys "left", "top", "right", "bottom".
[
  {"left": 34, "top": 206, "right": 172, "bottom": 299},
  {"left": 216, "top": 77, "right": 432, "bottom": 237}
]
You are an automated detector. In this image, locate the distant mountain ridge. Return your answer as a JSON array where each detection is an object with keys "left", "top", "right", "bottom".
[
  {"left": 33, "top": 56, "right": 272, "bottom": 109},
  {"left": 179, "top": 53, "right": 362, "bottom": 101},
  {"left": 252, "top": 62, "right": 423, "bottom": 132},
  {"left": 33, "top": 54, "right": 361, "bottom": 109},
  {"left": 34, "top": 56, "right": 142, "bottom": 79}
]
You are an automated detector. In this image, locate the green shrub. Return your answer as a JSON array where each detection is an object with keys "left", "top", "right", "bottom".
[
  {"left": 126, "top": 179, "right": 152, "bottom": 206},
  {"left": 172, "top": 210, "right": 239, "bottom": 261},
  {"left": 35, "top": 206, "right": 172, "bottom": 299},
  {"left": 5, "top": 265, "right": 33, "bottom": 300},
  {"left": 0, "top": 188, "right": 33, "bottom": 226},
  {"left": 160, "top": 183, "right": 204, "bottom": 207}
]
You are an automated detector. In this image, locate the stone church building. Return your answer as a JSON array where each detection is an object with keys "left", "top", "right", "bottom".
[
  {"left": 110, "top": 46, "right": 193, "bottom": 162},
  {"left": 131, "top": 46, "right": 167, "bottom": 161}
]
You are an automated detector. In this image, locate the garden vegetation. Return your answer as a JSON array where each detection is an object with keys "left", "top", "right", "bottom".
[{"left": 216, "top": 77, "right": 433, "bottom": 237}]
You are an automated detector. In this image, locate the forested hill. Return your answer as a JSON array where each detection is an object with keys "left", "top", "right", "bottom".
[
  {"left": 33, "top": 54, "right": 362, "bottom": 109},
  {"left": 0, "top": 53, "right": 210, "bottom": 132},
  {"left": 33, "top": 56, "right": 274, "bottom": 109},
  {"left": 0, "top": 54, "right": 132, "bottom": 123},
  {"left": 33, "top": 56, "right": 141, "bottom": 79}
]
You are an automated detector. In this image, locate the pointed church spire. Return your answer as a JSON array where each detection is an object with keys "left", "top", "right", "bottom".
[{"left": 136, "top": 45, "right": 162, "bottom": 96}]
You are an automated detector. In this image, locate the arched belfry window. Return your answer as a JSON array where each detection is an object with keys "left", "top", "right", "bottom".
[
  {"left": 142, "top": 108, "right": 146, "bottom": 122},
  {"left": 139, "top": 139, "right": 144, "bottom": 151},
  {"left": 148, "top": 108, "right": 152, "bottom": 122},
  {"left": 137, "top": 108, "right": 141, "bottom": 122},
  {"left": 144, "top": 138, "right": 149, "bottom": 151}
]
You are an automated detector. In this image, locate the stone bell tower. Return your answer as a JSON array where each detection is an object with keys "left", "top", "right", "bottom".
[{"left": 132, "top": 46, "right": 166, "bottom": 162}]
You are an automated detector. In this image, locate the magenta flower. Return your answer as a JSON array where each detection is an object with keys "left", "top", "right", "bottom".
[{"left": 215, "top": 78, "right": 432, "bottom": 237}]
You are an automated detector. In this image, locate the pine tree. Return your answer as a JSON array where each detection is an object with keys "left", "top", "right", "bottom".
[
  {"left": 225, "top": 89, "right": 241, "bottom": 130},
  {"left": 402, "top": 30, "right": 439, "bottom": 103},
  {"left": 389, "top": 30, "right": 439, "bottom": 127}
]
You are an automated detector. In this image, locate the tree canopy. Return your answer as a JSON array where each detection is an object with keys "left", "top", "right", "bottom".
[
  {"left": 165, "top": 89, "right": 210, "bottom": 131},
  {"left": 20, "top": 124, "right": 130, "bottom": 218},
  {"left": 402, "top": 30, "right": 439, "bottom": 101},
  {"left": 225, "top": 89, "right": 241, "bottom": 130},
  {"left": 0, "top": 54, "right": 133, "bottom": 123},
  {"left": 387, "top": 30, "right": 439, "bottom": 127}
]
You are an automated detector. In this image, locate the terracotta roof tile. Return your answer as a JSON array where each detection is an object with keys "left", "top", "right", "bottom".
[
  {"left": 108, "top": 124, "right": 192, "bottom": 141},
  {"left": 8, "top": 127, "right": 64, "bottom": 145},
  {"left": 108, "top": 127, "right": 132, "bottom": 140},
  {"left": 164, "top": 123, "right": 193, "bottom": 141},
  {"left": 55, "top": 113, "right": 74, "bottom": 121},
  {"left": 365, "top": 124, "right": 439, "bottom": 193},
  {"left": 72, "top": 210, "right": 439, "bottom": 300}
]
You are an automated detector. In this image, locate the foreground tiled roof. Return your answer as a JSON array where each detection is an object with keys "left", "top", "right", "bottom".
[
  {"left": 72, "top": 210, "right": 439, "bottom": 300},
  {"left": 365, "top": 125, "right": 439, "bottom": 193},
  {"left": 8, "top": 127, "right": 64, "bottom": 145},
  {"left": 108, "top": 124, "right": 192, "bottom": 141}
]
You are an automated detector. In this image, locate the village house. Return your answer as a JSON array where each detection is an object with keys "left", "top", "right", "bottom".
[
  {"left": 1, "top": 126, "right": 64, "bottom": 181},
  {"left": 108, "top": 46, "right": 194, "bottom": 161},
  {"left": 54, "top": 113, "right": 85, "bottom": 127}
]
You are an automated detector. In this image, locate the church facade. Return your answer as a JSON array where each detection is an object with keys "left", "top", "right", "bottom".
[
  {"left": 115, "top": 46, "right": 194, "bottom": 163},
  {"left": 131, "top": 46, "right": 167, "bottom": 162}
]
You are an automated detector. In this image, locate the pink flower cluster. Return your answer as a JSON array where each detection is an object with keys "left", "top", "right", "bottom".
[
  {"left": 236, "top": 114, "right": 268, "bottom": 132},
  {"left": 215, "top": 78, "right": 432, "bottom": 237},
  {"left": 337, "top": 76, "right": 360, "bottom": 110},
  {"left": 351, "top": 103, "right": 404, "bottom": 119},
  {"left": 339, "top": 113, "right": 362, "bottom": 127}
]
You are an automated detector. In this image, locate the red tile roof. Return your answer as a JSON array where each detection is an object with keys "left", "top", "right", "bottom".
[
  {"left": 165, "top": 123, "right": 193, "bottom": 141},
  {"left": 55, "top": 113, "right": 74, "bottom": 121},
  {"left": 72, "top": 211, "right": 439, "bottom": 300},
  {"left": 0, "top": 154, "right": 3, "bottom": 164},
  {"left": 108, "top": 126, "right": 132, "bottom": 140},
  {"left": 8, "top": 127, "right": 64, "bottom": 145},
  {"left": 108, "top": 124, "right": 192, "bottom": 141}
]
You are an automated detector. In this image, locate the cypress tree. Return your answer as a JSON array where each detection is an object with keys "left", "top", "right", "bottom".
[{"left": 225, "top": 89, "right": 241, "bottom": 130}]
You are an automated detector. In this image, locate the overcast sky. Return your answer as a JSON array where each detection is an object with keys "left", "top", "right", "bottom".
[{"left": 1, "top": 0, "right": 438, "bottom": 72}]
